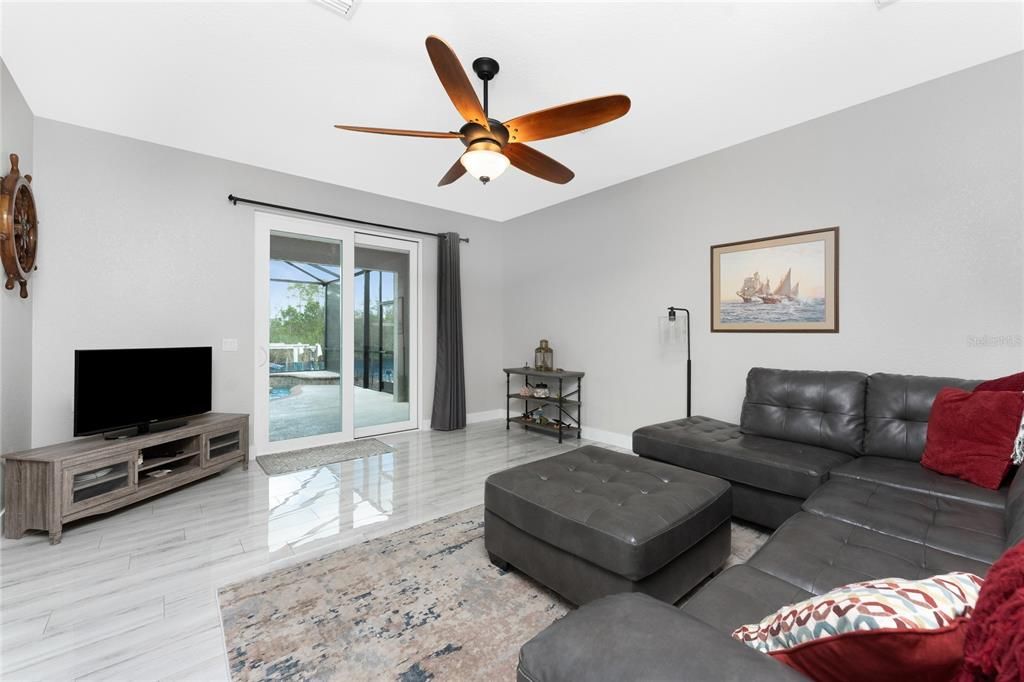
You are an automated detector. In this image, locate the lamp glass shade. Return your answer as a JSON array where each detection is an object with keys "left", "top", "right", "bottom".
[
  {"left": 660, "top": 316, "right": 685, "bottom": 345},
  {"left": 460, "top": 147, "right": 510, "bottom": 183}
]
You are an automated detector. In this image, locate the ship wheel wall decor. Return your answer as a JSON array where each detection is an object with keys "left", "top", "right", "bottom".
[{"left": 0, "top": 153, "right": 38, "bottom": 298}]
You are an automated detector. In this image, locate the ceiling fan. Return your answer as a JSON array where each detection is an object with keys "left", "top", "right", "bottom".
[{"left": 335, "top": 35, "right": 631, "bottom": 186}]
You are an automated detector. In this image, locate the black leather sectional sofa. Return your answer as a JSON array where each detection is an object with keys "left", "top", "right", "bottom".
[
  {"left": 633, "top": 368, "right": 987, "bottom": 529},
  {"left": 517, "top": 368, "right": 1024, "bottom": 681}
]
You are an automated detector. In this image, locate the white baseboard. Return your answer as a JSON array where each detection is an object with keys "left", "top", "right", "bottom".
[
  {"left": 467, "top": 409, "right": 506, "bottom": 424},
  {"left": 420, "top": 409, "right": 507, "bottom": 431},
  {"left": 417, "top": 411, "right": 633, "bottom": 451},
  {"left": 580, "top": 426, "right": 633, "bottom": 451}
]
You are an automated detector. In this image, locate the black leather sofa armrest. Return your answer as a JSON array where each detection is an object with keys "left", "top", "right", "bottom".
[{"left": 517, "top": 593, "right": 808, "bottom": 682}]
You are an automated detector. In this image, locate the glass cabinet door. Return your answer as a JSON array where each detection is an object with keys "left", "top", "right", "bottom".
[
  {"left": 63, "top": 452, "right": 137, "bottom": 514},
  {"left": 203, "top": 426, "right": 248, "bottom": 467}
]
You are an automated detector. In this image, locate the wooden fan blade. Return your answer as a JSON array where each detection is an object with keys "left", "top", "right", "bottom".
[
  {"left": 425, "top": 35, "right": 489, "bottom": 130},
  {"left": 503, "top": 95, "right": 631, "bottom": 143},
  {"left": 438, "top": 157, "right": 467, "bottom": 186},
  {"left": 503, "top": 143, "right": 575, "bottom": 184},
  {"left": 335, "top": 125, "right": 462, "bottom": 139}
]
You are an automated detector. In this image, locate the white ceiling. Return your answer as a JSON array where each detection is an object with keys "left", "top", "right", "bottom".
[{"left": 2, "top": 1, "right": 1022, "bottom": 222}]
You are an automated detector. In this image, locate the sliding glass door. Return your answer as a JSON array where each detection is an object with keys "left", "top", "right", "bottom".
[
  {"left": 255, "top": 213, "right": 418, "bottom": 453},
  {"left": 255, "top": 214, "right": 354, "bottom": 453},
  {"left": 353, "top": 234, "right": 418, "bottom": 437}
]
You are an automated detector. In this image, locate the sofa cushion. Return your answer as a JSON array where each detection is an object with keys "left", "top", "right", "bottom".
[
  {"left": 864, "top": 372, "right": 980, "bottom": 461},
  {"left": 517, "top": 593, "right": 808, "bottom": 682},
  {"left": 829, "top": 457, "right": 1007, "bottom": 509},
  {"left": 634, "top": 416, "right": 852, "bottom": 499},
  {"left": 740, "top": 368, "right": 868, "bottom": 456},
  {"left": 802, "top": 479, "right": 1004, "bottom": 564},
  {"left": 484, "top": 446, "right": 731, "bottom": 581},
  {"left": 747, "top": 512, "right": 992, "bottom": 594},
  {"left": 681, "top": 564, "right": 813, "bottom": 635}
]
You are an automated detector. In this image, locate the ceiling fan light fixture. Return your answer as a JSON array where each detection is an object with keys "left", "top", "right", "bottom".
[
  {"left": 335, "top": 35, "right": 631, "bottom": 187},
  {"left": 460, "top": 141, "right": 509, "bottom": 185}
]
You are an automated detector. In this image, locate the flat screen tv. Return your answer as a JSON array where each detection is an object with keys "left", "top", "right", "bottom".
[{"left": 74, "top": 346, "right": 212, "bottom": 437}]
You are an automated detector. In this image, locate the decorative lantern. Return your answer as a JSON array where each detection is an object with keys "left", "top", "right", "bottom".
[{"left": 534, "top": 339, "right": 553, "bottom": 371}]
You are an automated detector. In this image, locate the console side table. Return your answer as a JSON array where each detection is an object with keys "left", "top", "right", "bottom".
[{"left": 504, "top": 368, "right": 584, "bottom": 444}]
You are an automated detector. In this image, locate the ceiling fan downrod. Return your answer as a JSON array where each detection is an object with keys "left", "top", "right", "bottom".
[{"left": 472, "top": 57, "right": 500, "bottom": 118}]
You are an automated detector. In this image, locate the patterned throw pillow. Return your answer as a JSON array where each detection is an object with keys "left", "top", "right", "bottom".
[
  {"left": 733, "top": 572, "right": 983, "bottom": 654},
  {"left": 733, "top": 573, "right": 984, "bottom": 682}
]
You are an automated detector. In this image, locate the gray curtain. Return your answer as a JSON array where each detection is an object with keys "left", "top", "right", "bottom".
[{"left": 431, "top": 233, "right": 466, "bottom": 430}]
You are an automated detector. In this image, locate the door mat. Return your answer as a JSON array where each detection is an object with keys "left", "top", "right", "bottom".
[{"left": 256, "top": 438, "right": 394, "bottom": 476}]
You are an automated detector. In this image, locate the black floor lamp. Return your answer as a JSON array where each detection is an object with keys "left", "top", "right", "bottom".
[{"left": 667, "top": 306, "right": 692, "bottom": 418}]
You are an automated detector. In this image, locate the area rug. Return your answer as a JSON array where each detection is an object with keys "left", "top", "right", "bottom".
[
  {"left": 219, "top": 506, "right": 568, "bottom": 680},
  {"left": 255, "top": 438, "right": 393, "bottom": 476},
  {"left": 218, "top": 506, "right": 769, "bottom": 681}
]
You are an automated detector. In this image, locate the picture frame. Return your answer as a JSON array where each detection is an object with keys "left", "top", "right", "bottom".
[{"left": 710, "top": 226, "right": 839, "bottom": 333}]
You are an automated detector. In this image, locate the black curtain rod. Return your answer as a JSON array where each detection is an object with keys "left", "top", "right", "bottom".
[{"left": 227, "top": 194, "right": 469, "bottom": 243}]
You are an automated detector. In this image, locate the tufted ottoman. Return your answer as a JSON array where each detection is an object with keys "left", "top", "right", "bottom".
[{"left": 484, "top": 445, "right": 731, "bottom": 606}]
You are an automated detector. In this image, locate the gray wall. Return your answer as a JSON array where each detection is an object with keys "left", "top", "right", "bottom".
[
  {"left": 14, "top": 52, "right": 1024, "bottom": 450},
  {"left": 30, "top": 119, "right": 505, "bottom": 447},
  {"left": 0, "top": 60, "right": 35, "bottom": 472},
  {"left": 501, "top": 53, "right": 1024, "bottom": 442}
]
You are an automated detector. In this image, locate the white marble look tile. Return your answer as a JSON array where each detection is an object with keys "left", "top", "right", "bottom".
[
  {"left": 0, "top": 420, "right": 734, "bottom": 681},
  {"left": 158, "top": 654, "right": 231, "bottom": 682},
  {"left": 0, "top": 612, "right": 51, "bottom": 652}
]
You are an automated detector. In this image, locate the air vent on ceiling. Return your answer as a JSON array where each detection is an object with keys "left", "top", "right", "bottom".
[{"left": 316, "top": 0, "right": 358, "bottom": 18}]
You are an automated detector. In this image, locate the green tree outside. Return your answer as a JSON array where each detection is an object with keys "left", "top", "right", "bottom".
[{"left": 271, "top": 283, "right": 326, "bottom": 346}]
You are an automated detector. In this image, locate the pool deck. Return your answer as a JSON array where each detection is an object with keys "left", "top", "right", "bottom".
[{"left": 269, "top": 385, "right": 410, "bottom": 440}]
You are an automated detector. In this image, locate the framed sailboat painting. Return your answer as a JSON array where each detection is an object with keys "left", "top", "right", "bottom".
[{"left": 711, "top": 227, "right": 838, "bottom": 333}]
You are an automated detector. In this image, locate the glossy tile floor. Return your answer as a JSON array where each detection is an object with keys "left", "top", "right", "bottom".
[{"left": 0, "top": 420, "right": 613, "bottom": 681}]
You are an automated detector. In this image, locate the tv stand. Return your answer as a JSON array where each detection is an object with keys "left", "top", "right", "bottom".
[
  {"left": 103, "top": 417, "right": 189, "bottom": 440},
  {"left": 2, "top": 413, "right": 248, "bottom": 544}
]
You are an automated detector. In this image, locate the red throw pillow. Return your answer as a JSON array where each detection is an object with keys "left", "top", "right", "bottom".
[
  {"left": 921, "top": 388, "right": 1024, "bottom": 489},
  {"left": 773, "top": 621, "right": 971, "bottom": 682},
  {"left": 957, "top": 542, "right": 1024, "bottom": 681},
  {"left": 975, "top": 371, "right": 1024, "bottom": 392}
]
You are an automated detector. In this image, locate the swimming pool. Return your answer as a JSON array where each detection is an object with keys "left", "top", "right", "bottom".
[{"left": 269, "top": 386, "right": 292, "bottom": 400}]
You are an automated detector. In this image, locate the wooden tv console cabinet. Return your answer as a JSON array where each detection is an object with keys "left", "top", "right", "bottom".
[{"left": 2, "top": 413, "right": 248, "bottom": 544}]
